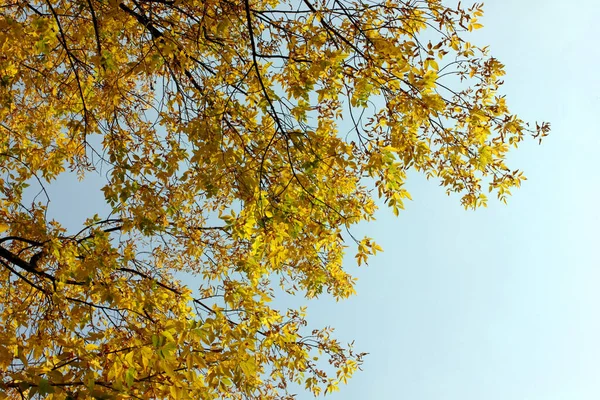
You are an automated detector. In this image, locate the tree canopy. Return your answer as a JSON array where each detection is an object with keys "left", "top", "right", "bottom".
[{"left": 0, "top": 0, "right": 548, "bottom": 398}]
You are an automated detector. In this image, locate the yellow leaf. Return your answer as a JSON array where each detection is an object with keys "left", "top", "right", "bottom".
[
  {"left": 85, "top": 343, "right": 99, "bottom": 352},
  {"left": 161, "top": 330, "right": 175, "bottom": 343}
]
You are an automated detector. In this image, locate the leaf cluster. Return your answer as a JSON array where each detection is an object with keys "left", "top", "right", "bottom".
[{"left": 0, "top": 0, "right": 547, "bottom": 398}]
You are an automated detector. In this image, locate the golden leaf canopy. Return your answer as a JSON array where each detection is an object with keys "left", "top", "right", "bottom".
[{"left": 0, "top": 0, "right": 547, "bottom": 398}]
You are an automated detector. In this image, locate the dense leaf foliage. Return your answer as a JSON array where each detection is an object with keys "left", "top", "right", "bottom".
[{"left": 0, "top": 0, "right": 547, "bottom": 398}]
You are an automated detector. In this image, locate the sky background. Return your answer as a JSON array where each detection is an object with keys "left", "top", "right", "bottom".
[
  {"left": 294, "top": 0, "right": 600, "bottom": 399},
  {"left": 38, "top": 0, "right": 600, "bottom": 398}
]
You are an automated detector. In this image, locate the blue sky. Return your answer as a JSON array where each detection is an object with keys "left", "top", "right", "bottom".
[
  {"left": 36, "top": 0, "right": 600, "bottom": 398},
  {"left": 295, "top": 0, "right": 600, "bottom": 398}
]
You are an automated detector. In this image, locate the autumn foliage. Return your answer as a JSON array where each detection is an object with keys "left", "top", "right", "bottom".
[{"left": 0, "top": 0, "right": 547, "bottom": 398}]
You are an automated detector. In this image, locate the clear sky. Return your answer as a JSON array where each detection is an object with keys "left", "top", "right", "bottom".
[
  {"left": 36, "top": 0, "right": 600, "bottom": 398},
  {"left": 294, "top": 0, "right": 600, "bottom": 398}
]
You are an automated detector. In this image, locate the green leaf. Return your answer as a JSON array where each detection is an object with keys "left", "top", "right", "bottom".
[
  {"left": 38, "top": 378, "right": 54, "bottom": 395},
  {"left": 125, "top": 367, "right": 136, "bottom": 387}
]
